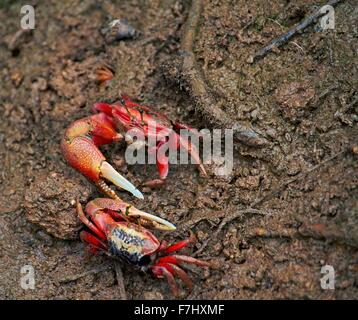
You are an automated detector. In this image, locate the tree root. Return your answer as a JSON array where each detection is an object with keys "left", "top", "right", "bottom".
[
  {"left": 162, "top": 0, "right": 267, "bottom": 147},
  {"left": 251, "top": 148, "right": 347, "bottom": 207}
]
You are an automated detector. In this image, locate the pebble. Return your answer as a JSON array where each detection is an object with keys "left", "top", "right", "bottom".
[
  {"left": 103, "top": 19, "right": 139, "bottom": 43},
  {"left": 266, "top": 127, "right": 277, "bottom": 139},
  {"left": 143, "top": 291, "right": 164, "bottom": 300},
  {"left": 250, "top": 109, "right": 259, "bottom": 121},
  {"left": 287, "top": 161, "right": 301, "bottom": 176},
  {"left": 213, "top": 242, "right": 223, "bottom": 254}
]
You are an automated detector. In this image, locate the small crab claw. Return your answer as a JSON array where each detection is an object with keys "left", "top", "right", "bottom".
[
  {"left": 127, "top": 206, "right": 176, "bottom": 231},
  {"left": 86, "top": 198, "right": 176, "bottom": 231},
  {"left": 61, "top": 114, "right": 143, "bottom": 200}
]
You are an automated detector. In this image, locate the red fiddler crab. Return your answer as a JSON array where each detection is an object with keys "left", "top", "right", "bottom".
[
  {"left": 77, "top": 198, "right": 210, "bottom": 296},
  {"left": 61, "top": 95, "right": 210, "bottom": 295}
]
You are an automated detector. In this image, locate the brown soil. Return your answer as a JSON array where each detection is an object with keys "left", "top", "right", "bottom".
[{"left": 0, "top": 0, "right": 357, "bottom": 299}]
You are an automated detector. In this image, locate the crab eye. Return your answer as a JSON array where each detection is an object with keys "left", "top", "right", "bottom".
[
  {"left": 120, "top": 97, "right": 125, "bottom": 105},
  {"left": 138, "top": 255, "right": 151, "bottom": 266}
]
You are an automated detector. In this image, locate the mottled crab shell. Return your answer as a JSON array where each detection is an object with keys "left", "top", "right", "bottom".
[{"left": 107, "top": 222, "right": 160, "bottom": 267}]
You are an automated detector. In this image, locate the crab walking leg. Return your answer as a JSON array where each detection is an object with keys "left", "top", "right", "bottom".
[
  {"left": 61, "top": 113, "right": 143, "bottom": 199},
  {"left": 156, "top": 255, "right": 211, "bottom": 268},
  {"left": 80, "top": 231, "right": 108, "bottom": 251},
  {"left": 173, "top": 121, "right": 204, "bottom": 140},
  {"left": 178, "top": 135, "right": 207, "bottom": 176},
  {"left": 151, "top": 265, "right": 179, "bottom": 296},
  {"left": 142, "top": 139, "right": 169, "bottom": 188},
  {"left": 155, "top": 262, "right": 194, "bottom": 290},
  {"left": 158, "top": 232, "right": 196, "bottom": 255},
  {"left": 77, "top": 201, "right": 106, "bottom": 240}
]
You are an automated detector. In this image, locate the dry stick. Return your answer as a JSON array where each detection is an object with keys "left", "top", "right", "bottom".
[
  {"left": 114, "top": 261, "right": 127, "bottom": 300},
  {"left": 59, "top": 265, "right": 111, "bottom": 283},
  {"left": 194, "top": 149, "right": 347, "bottom": 256},
  {"left": 334, "top": 95, "right": 358, "bottom": 119},
  {"left": 252, "top": 0, "right": 344, "bottom": 62},
  {"left": 59, "top": 263, "right": 127, "bottom": 299},
  {"left": 180, "top": 0, "right": 266, "bottom": 147},
  {"left": 181, "top": 211, "right": 226, "bottom": 230},
  {"left": 193, "top": 208, "right": 266, "bottom": 257},
  {"left": 252, "top": 148, "right": 347, "bottom": 207}
]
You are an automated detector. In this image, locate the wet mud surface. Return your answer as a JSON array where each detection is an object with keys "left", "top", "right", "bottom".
[{"left": 0, "top": 0, "right": 357, "bottom": 299}]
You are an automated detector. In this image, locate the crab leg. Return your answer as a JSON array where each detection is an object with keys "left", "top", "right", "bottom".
[
  {"left": 156, "top": 255, "right": 211, "bottom": 268},
  {"left": 158, "top": 232, "right": 196, "bottom": 254},
  {"left": 61, "top": 113, "right": 143, "bottom": 199},
  {"left": 156, "top": 262, "right": 194, "bottom": 290},
  {"left": 80, "top": 231, "right": 108, "bottom": 251},
  {"left": 77, "top": 201, "right": 106, "bottom": 240},
  {"left": 143, "top": 139, "right": 169, "bottom": 188},
  {"left": 151, "top": 265, "right": 179, "bottom": 296},
  {"left": 178, "top": 135, "right": 207, "bottom": 176}
]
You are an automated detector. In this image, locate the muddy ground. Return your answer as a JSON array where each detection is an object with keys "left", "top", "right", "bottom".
[{"left": 0, "top": 0, "right": 357, "bottom": 299}]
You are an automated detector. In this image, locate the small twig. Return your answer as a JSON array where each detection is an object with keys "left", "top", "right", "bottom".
[
  {"left": 334, "top": 95, "right": 358, "bottom": 119},
  {"left": 194, "top": 148, "right": 347, "bottom": 255},
  {"left": 193, "top": 208, "right": 266, "bottom": 257},
  {"left": 252, "top": 0, "right": 344, "bottom": 62},
  {"left": 114, "top": 261, "right": 127, "bottom": 300},
  {"left": 252, "top": 148, "right": 347, "bottom": 207},
  {"left": 290, "top": 41, "right": 305, "bottom": 53},
  {"left": 181, "top": 211, "right": 226, "bottom": 230},
  {"left": 59, "top": 265, "right": 111, "bottom": 283}
]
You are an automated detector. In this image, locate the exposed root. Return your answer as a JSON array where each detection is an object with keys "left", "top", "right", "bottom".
[
  {"left": 163, "top": 0, "right": 266, "bottom": 147},
  {"left": 181, "top": 211, "right": 226, "bottom": 231},
  {"left": 252, "top": 0, "right": 344, "bottom": 63}
]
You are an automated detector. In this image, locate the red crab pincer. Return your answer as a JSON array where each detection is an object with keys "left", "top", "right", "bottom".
[
  {"left": 77, "top": 198, "right": 210, "bottom": 296},
  {"left": 61, "top": 95, "right": 206, "bottom": 197}
]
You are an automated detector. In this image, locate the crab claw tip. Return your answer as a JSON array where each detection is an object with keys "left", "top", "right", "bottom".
[
  {"left": 133, "top": 189, "right": 144, "bottom": 200},
  {"left": 100, "top": 161, "right": 144, "bottom": 199},
  {"left": 128, "top": 207, "right": 176, "bottom": 231}
]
